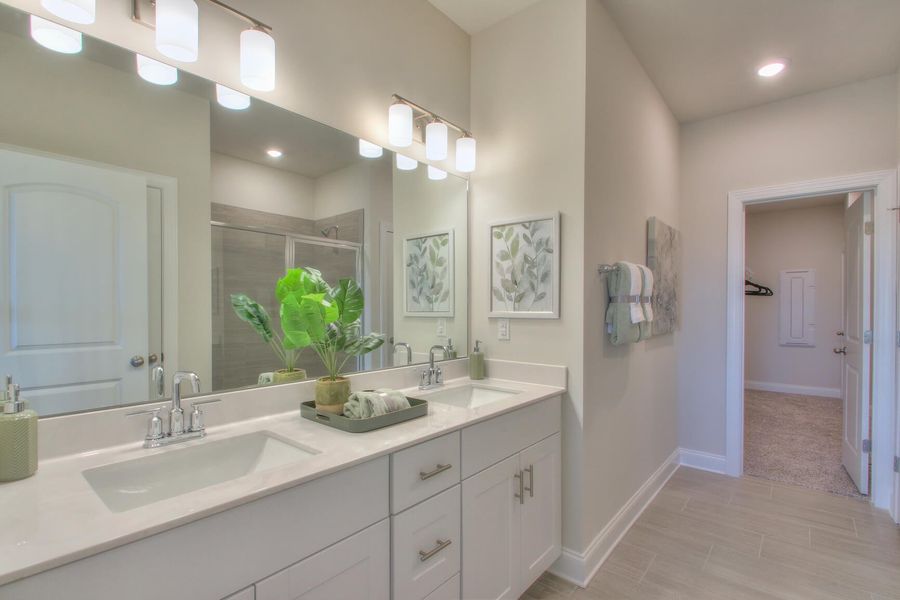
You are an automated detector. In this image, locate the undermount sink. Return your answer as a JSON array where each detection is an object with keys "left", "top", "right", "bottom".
[
  {"left": 83, "top": 431, "right": 319, "bottom": 513},
  {"left": 418, "top": 383, "right": 521, "bottom": 409}
]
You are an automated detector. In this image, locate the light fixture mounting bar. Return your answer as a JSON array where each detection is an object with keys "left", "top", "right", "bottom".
[
  {"left": 132, "top": 0, "right": 272, "bottom": 33},
  {"left": 392, "top": 94, "right": 471, "bottom": 138}
]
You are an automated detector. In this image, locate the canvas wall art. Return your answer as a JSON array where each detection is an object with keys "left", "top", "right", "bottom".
[
  {"left": 403, "top": 229, "right": 454, "bottom": 317},
  {"left": 647, "top": 216, "right": 680, "bottom": 335},
  {"left": 489, "top": 213, "right": 560, "bottom": 319}
]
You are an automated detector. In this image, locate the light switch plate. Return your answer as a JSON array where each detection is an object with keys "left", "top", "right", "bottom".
[
  {"left": 436, "top": 319, "right": 447, "bottom": 337},
  {"left": 497, "top": 319, "right": 510, "bottom": 341}
]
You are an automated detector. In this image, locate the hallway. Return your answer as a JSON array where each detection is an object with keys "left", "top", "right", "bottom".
[{"left": 524, "top": 467, "right": 899, "bottom": 599}]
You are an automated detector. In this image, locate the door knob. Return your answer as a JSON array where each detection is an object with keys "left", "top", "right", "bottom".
[
  {"left": 835, "top": 331, "right": 844, "bottom": 336},
  {"left": 833, "top": 347, "right": 847, "bottom": 355},
  {"left": 130, "top": 355, "right": 145, "bottom": 367},
  {"left": 148, "top": 353, "right": 158, "bottom": 365}
]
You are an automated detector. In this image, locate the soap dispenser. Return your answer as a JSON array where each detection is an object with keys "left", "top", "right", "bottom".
[
  {"left": 446, "top": 338, "right": 458, "bottom": 359},
  {"left": 0, "top": 375, "right": 38, "bottom": 482},
  {"left": 469, "top": 340, "right": 485, "bottom": 380}
]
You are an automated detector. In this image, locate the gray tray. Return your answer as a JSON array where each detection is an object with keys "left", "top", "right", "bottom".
[{"left": 300, "top": 397, "right": 428, "bottom": 433}]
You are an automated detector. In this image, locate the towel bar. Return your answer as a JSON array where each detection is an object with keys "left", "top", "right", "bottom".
[{"left": 597, "top": 264, "right": 616, "bottom": 275}]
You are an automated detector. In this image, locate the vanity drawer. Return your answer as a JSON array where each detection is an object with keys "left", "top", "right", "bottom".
[
  {"left": 461, "top": 395, "right": 561, "bottom": 478},
  {"left": 423, "top": 574, "right": 460, "bottom": 600},
  {"left": 392, "top": 485, "right": 461, "bottom": 600},
  {"left": 391, "top": 431, "right": 460, "bottom": 513}
]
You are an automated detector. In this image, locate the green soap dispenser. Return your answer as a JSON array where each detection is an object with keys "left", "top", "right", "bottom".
[
  {"left": 469, "top": 340, "right": 485, "bottom": 380},
  {"left": 0, "top": 375, "right": 38, "bottom": 482},
  {"left": 446, "top": 338, "right": 458, "bottom": 359}
]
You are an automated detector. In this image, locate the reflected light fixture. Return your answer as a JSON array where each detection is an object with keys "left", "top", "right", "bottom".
[
  {"left": 266, "top": 148, "right": 283, "bottom": 158},
  {"left": 137, "top": 54, "right": 178, "bottom": 85},
  {"left": 427, "top": 166, "right": 447, "bottom": 181},
  {"left": 425, "top": 120, "right": 448, "bottom": 161},
  {"left": 155, "top": 0, "right": 199, "bottom": 63},
  {"left": 30, "top": 15, "right": 82, "bottom": 53},
  {"left": 455, "top": 135, "right": 476, "bottom": 173},
  {"left": 216, "top": 84, "right": 251, "bottom": 110},
  {"left": 388, "top": 101, "right": 413, "bottom": 147},
  {"left": 359, "top": 139, "right": 383, "bottom": 159},
  {"left": 40, "top": 0, "right": 95, "bottom": 24},
  {"left": 396, "top": 154, "right": 417, "bottom": 171},
  {"left": 240, "top": 28, "right": 276, "bottom": 91},
  {"left": 757, "top": 59, "right": 788, "bottom": 78}
]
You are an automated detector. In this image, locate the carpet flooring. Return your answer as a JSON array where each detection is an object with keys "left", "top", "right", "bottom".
[{"left": 743, "top": 389, "right": 862, "bottom": 498}]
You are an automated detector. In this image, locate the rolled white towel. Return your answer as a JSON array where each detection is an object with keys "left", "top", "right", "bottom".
[
  {"left": 623, "top": 262, "right": 644, "bottom": 324},
  {"left": 343, "top": 389, "right": 410, "bottom": 419},
  {"left": 638, "top": 264, "right": 654, "bottom": 322}
]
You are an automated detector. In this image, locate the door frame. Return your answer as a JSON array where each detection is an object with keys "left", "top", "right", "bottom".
[{"left": 725, "top": 169, "right": 898, "bottom": 516}]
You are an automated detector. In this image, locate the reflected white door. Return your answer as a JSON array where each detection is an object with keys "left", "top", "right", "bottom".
[
  {"left": 0, "top": 148, "right": 149, "bottom": 414},
  {"left": 842, "top": 191, "right": 872, "bottom": 494}
]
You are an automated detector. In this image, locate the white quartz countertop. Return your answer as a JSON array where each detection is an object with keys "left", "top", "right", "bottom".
[{"left": 0, "top": 376, "right": 564, "bottom": 585}]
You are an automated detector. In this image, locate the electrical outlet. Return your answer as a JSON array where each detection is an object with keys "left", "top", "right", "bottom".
[
  {"left": 497, "top": 318, "right": 510, "bottom": 341},
  {"left": 436, "top": 319, "right": 447, "bottom": 337}
]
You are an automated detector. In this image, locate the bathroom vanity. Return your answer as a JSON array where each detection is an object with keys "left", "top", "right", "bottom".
[{"left": 0, "top": 361, "right": 564, "bottom": 600}]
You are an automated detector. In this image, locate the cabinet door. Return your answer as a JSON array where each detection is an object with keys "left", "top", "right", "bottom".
[
  {"left": 254, "top": 519, "right": 389, "bottom": 600},
  {"left": 519, "top": 433, "right": 562, "bottom": 589},
  {"left": 461, "top": 455, "right": 521, "bottom": 600}
]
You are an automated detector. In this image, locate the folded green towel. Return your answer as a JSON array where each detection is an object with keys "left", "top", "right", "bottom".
[
  {"left": 605, "top": 263, "right": 642, "bottom": 346},
  {"left": 343, "top": 389, "right": 410, "bottom": 419}
]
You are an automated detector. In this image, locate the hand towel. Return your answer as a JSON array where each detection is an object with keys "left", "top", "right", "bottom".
[
  {"left": 258, "top": 372, "right": 274, "bottom": 386},
  {"left": 625, "top": 262, "right": 644, "bottom": 324},
  {"left": 605, "top": 262, "right": 642, "bottom": 346},
  {"left": 343, "top": 389, "right": 410, "bottom": 419},
  {"left": 637, "top": 264, "right": 654, "bottom": 340}
]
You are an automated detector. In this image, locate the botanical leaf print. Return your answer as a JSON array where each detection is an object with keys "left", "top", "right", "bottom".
[
  {"left": 406, "top": 232, "right": 452, "bottom": 312},
  {"left": 491, "top": 219, "right": 553, "bottom": 312}
]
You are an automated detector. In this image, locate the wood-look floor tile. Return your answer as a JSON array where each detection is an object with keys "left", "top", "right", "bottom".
[
  {"left": 522, "top": 580, "right": 572, "bottom": 600},
  {"left": 642, "top": 552, "right": 779, "bottom": 600},
  {"left": 620, "top": 522, "right": 712, "bottom": 568},
  {"left": 810, "top": 526, "right": 900, "bottom": 568},
  {"left": 537, "top": 572, "right": 579, "bottom": 596},
  {"left": 681, "top": 496, "right": 812, "bottom": 546},
  {"left": 640, "top": 504, "right": 763, "bottom": 558},
  {"left": 576, "top": 568, "right": 676, "bottom": 600},
  {"left": 729, "top": 488, "right": 857, "bottom": 533}
]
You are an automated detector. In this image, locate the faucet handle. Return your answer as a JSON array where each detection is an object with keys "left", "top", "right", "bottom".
[
  {"left": 126, "top": 406, "right": 165, "bottom": 441},
  {"left": 189, "top": 398, "right": 220, "bottom": 433},
  {"left": 419, "top": 370, "right": 431, "bottom": 389},
  {"left": 435, "top": 366, "right": 443, "bottom": 384}
]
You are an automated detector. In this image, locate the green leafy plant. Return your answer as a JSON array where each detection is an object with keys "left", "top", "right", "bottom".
[
  {"left": 276, "top": 267, "right": 385, "bottom": 381},
  {"left": 230, "top": 293, "right": 304, "bottom": 373}
]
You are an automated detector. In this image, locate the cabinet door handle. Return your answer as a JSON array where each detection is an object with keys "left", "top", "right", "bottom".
[
  {"left": 514, "top": 470, "right": 524, "bottom": 504},
  {"left": 525, "top": 465, "right": 534, "bottom": 497},
  {"left": 419, "top": 463, "right": 452, "bottom": 481},
  {"left": 419, "top": 539, "right": 452, "bottom": 562}
]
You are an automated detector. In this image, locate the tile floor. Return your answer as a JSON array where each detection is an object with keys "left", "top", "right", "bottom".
[{"left": 522, "top": 467, "right": 900, "bottom": 599}]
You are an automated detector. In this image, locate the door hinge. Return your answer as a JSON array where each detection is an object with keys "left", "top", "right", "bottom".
[
  {"left": 864, "top": 221, "right": 874, "bottom": 235},
  {"left": 863, "top": 330, "right": 873, "bottom": 344},
  {"left": 895, "top": 456, "right": 900, "bottom": 474},
  {"left": 862, "top": 439, "right": 872, "bottom": 454}
]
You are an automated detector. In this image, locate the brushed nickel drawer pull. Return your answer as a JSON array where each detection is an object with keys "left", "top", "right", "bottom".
[
  {"left": 419, "top": 463, "right": 452, "bottom": 480},
  {"left": 419, "top": 539, "right": 452, "bottom": 562},
  {"left": 525, "top": 465, "right": 534, "bottom": 498}
]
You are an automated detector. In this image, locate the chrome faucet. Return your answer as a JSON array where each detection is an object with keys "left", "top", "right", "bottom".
[
  {"left": 420, "top": 345, "right": 449, "bottom": 390},
  {"left": 393, "top": 342, "right": 412, "bottom": 365},
  {"left": 127, "top": 370, "right": 219, "bottom": 448}
]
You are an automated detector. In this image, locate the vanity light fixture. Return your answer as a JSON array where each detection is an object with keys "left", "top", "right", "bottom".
[
  {"left": 155, "top": 0, "right": 199, "bottom": 63},
  {"left": 427, "top": 165, "right": 447, "bottom": 181},
  {"left": 137, "top": 54, "right": 178, "bottom": 85},
  {"left": 396, "top": 154, "right": 417, "bottom": 171},
  {"left": 757, "top": 59, "right": 789, "bottom": 78},
  {"left": 29, "top": 15, "right": 82, "bottom": 53},
  {"left": 240, "top": 28, "right": 276, "bottom": 91},
  {"left": 40, "top": 0, "right": 95, "bottom": 24},
  {"left": 389, "top": 94, "right": 476, "bottom": 172},
  {"left": 358, "top": 139, "right": 384, "bottom": 159},
  {"left": 216, "top": 84, "right": 251, "bottom": 110},
  {"left": 266, "top": 149, "right": 283, "bottom": 158}
]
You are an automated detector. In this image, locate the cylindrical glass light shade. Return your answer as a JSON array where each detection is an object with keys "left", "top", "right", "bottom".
[
  {"left": 137, "top": 54, "right": 178, "bottom": 85},
  {"left": 427, "top": 166, "right": 447, "bottom": 181},
  {"left": 155, "top": 0, "right": 198, "bottom": 62},
  {"left": 425, "top": 121, "right": 448, "bottom": 161},
  {"left": 41, "top": 0, "right": 95, "bottom": 24},
  {"left": 216, "top": 84, "right": 251, "bottom": 110},
  {"left": 388, "top": 102, "right": 413, "bottom": 147},
  {"left": 30, "top": 15, "right": 82, "bottom": 54},
  {"left": 358, "top": 139, "right": 383, "bottom": 158},
  {"left": 456, "top": 135, "right": 477, "bottom": 173},
  {"left": 240, "top": 28, "right": 276, "bottom": 91},
  {"left": 396, "top": 154, "right": 417, "bottom": 171}
]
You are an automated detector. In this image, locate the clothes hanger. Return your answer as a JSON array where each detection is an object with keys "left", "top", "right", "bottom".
[{"left": 745, "top": 279, "right": 773, "bottom": 296}]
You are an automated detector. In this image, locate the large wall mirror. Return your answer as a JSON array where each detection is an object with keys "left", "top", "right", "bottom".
[{"left": 0, "top": 4, "right": 468, "bottom": 417}]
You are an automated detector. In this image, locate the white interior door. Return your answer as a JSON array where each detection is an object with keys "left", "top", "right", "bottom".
[
  {"left": 842, "top": 191, "right": 872, "bottom": 494},
  {"left": 0, "top": 148, "right": 149, "bottom": 414}
]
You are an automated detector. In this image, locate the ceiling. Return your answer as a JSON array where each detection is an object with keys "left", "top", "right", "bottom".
[
  {"left": 601, "top": 0, "right": 900, "bottom": 123},
  {"left": 746, "top": 193, "right": 846, "bottom": 214},
  {"left": 427, "top": 0, "right": 543, "bottom": 34}
]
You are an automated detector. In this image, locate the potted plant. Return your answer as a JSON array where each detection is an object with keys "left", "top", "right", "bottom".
[
  {"left": 230, "top": 293, "right": 308, "bottom": 385},
  {"left": 277, "top": 267, "right": 385, "bottom": 414}
]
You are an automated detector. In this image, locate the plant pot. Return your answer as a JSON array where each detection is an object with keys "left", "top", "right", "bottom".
[
  {"left": 315, "top": 376, "right": 351, "bottom": 414},
  {"left": 272, "top": 368, "right": 308, "bottom": 384}
]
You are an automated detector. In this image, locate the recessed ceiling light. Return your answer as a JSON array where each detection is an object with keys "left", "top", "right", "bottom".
[
  {"left": 757, "top": 59, "right": 789, "bottom": 78},
  {"left": 266, "top": 149, "right": 283, "bottom": 158}
]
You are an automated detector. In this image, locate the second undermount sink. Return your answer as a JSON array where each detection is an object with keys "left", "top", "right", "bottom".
[
  {"left": 419, "top": 383, "right": 521, "bottom": 409},
  {"left": 83, "top": 431, "right": 319, "bottom": 513}
]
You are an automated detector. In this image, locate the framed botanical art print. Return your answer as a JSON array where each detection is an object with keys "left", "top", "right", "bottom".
[
  {"left": 646, "top": 216, "right": 680, "bottom": 335},
  {"left": 403, "top": 229, "right": 454, "bottom": 317},
  {"left": 489, "top": 213, "right": 560, "bottom": 319}
]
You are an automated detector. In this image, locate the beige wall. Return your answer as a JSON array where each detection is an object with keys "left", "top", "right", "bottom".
[
  {"left": 211, "top": 153, "right": 316, "bottom": 219},
  {"left": 7, "top": 0, "right": 470, "bottom": 173},
  {"left": 581, "top": 0, "right": 680, "bottom": 545},
  {"left": 745, "top": 204, "right": 845, "bottom": 393},
  {"left": 679, "top": 74, "right": 898, "bottom": 456}
]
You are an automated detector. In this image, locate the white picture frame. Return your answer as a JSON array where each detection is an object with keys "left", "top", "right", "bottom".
[
  {"left": 402, "top": 228, "right": 454, "bottom": 318},
  {"left": 489, "top": 212, "right": 560, "bottom": 319}
]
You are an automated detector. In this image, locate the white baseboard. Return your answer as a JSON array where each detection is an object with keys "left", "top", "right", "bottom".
[
  {"left": 548, "top": 449, "right": 680, "bottom": 588},
  {"left": 745, "top": 380, "right": 840, "bottom": 399},
  {"left": 678, "top": 448, "right": 727, "bottom": 474}
]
